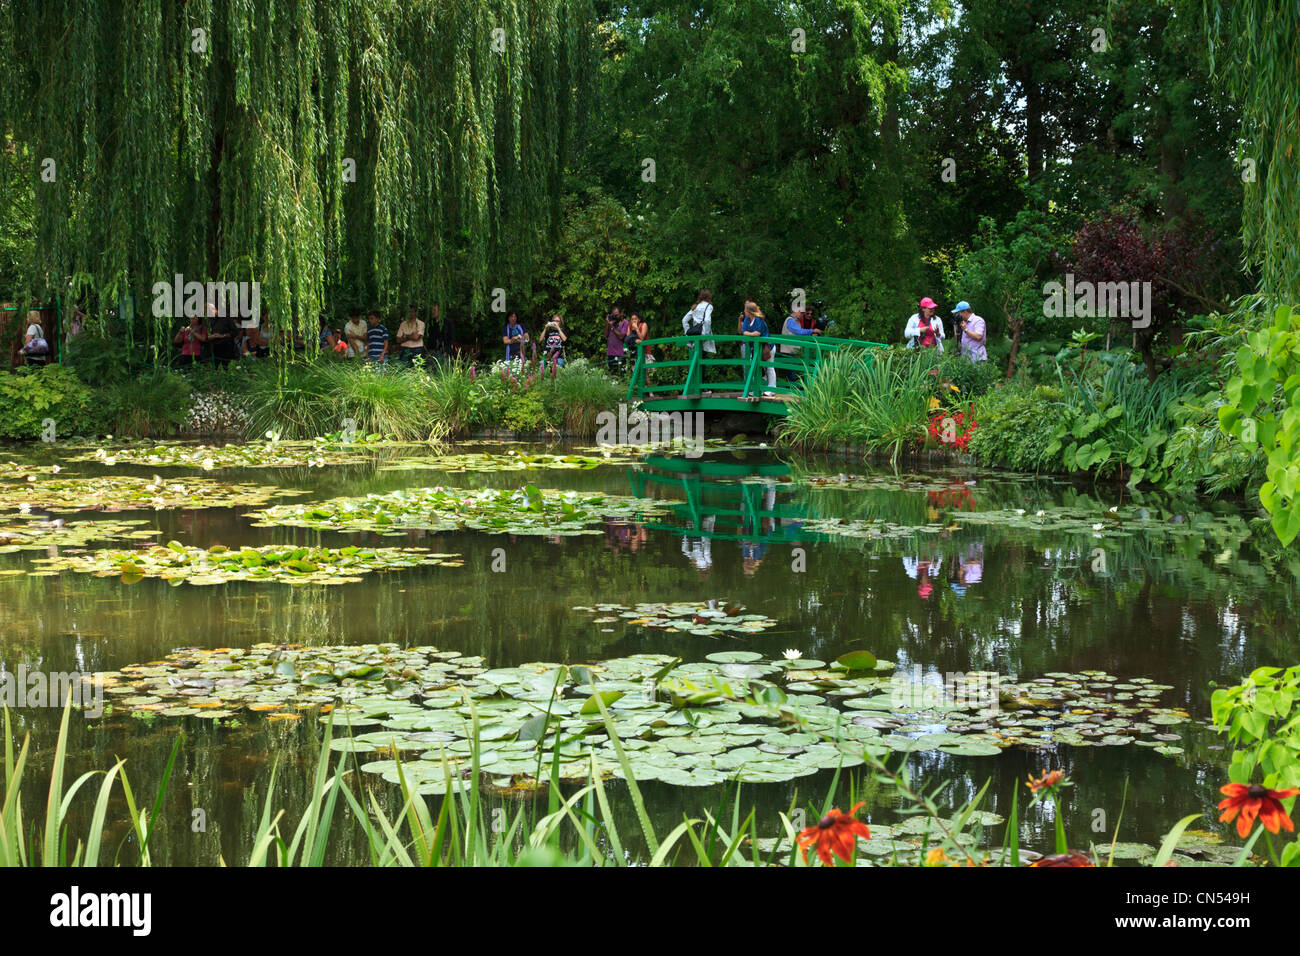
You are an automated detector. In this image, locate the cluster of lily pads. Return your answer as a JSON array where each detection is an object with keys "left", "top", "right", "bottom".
[
  {"left": 67, "top": 440, "right": 658, "bottom": 475},
  {"left": 0, "top": 474, "right": 304, "bottom": 512},
  {"left": 74, "top": 440, "right": 389, "bottom": 470},
  {"left": 378, "top": 449, "right": 645, "bottom": 474},
  {"left": 800, "top": 516, "right": 945, "bottom": 542},
  {"left": 571, "top": 601, "right": 780, "bottom": 638},
  {"left": 86, "top": 643, "right": 1191, "bottom": 795},
  {"left": 0, "top": 515, "right": 159, "bottom": 552},
  {"left": 250, "top": 485, "right": 668, "bottom": 537},
  {"left": 34, "top": 542, "right": 463, "bottom": 586},
  {"left": 797, "top": 473, "right": 980, "bottom": 493},
  {"left": 951, "top": 504, "right": 1249, "bottom": 542}
]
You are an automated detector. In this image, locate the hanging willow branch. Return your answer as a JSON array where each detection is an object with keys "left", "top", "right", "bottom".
[
  {"left": 1198, "top": 0, "right": 1300, "bottom": 304},
  {"left": 0, "top": 0, "right": 593, "bottom": 348}
]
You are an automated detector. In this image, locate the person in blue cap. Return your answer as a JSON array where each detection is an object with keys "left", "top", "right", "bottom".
[{"left": 953, "top": 301, "right": 986, "bottom": 362}]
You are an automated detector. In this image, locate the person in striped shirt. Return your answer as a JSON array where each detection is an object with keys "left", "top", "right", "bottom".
[{"left": 365, "top": 310, "right": 389, "bottom": 364}]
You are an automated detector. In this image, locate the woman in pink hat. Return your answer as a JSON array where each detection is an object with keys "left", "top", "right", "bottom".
[{"left": 904, "top": 297, "right": 946, "bottom": 351}]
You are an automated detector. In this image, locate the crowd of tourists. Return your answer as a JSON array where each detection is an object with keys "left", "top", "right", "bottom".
[
  {"left": 170, "top": 303, "right": 457, "bottom": 368},
  {"left": 159, "top": 291, "right": 988, "bottom": 373}
]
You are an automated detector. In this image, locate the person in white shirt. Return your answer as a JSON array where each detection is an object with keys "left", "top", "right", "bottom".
[
  {"left": 903, "top": 297, "right": 945, "bottom": 352},
  {"left": 682, "top": 289, "right": 716, "bottom": 354}
]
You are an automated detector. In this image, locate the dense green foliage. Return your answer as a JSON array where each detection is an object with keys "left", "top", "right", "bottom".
[
  {"left": 0, "top": 364, "right": 96, "bottom": 439},
  {"left": 1218, "top": 304, "right": 1300, "bottom": 543},
  {"left": 0, "top": 0, "right": 594, "bottom": 344},
  {"left": 966, "top": 383, "right": 1063, "bottom": 473}
]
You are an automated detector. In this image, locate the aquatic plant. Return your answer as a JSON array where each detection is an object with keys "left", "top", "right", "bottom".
[
  {"left": 0, "top": 516, "right": 157, "bottom": 552},
  {"left": 0, "top": 474, "right": 305, "bottom": 512},
  {"left": 87, "top": 643, "right": 1194, "bottom": 796},
  {"left": 250, "top": 485, "right": 668, "bottom": 536},
  {"left": 34, "top": 542, "right": 463, "bottom": 587},
  {"left": 571, "top": 601, "right": 778, "bottom": 637}
]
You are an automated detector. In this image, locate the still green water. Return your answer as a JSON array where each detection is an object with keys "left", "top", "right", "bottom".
[{"left": 1, "top": 441, "right": 1293, "bottom": 864}]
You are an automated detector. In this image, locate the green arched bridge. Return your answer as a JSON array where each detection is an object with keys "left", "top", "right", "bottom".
[{"left": 625, "top": 332, "right": 886, "bottom": 415}]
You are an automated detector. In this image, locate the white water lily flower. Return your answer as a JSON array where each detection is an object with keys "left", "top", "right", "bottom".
[
  {"left": 94, "top": 449, "right": 106, "bottom": 460},
  {"left": 18, "top": 503, "right": 31, "bottom": 514},
  {"left": 1015, "top": 508, "right": 1025, "bottom": 515},
  {"left": 1092, "top": 523, "right": 1104, "bottom": 531},
  {"left": 201, "top": 458, "right": 215, "bottom": 470},
  {"left": 103, "top": 457, "right": 116, "bottom": 466},
  {"left": 1108, "top": 506, "right": 1118, "bottom": 513},
  {"left": 783, "top": 649, "right": 801, "bottom": 660},
  {"left": 1035, "top": 510, "right": 1046, "bottom": 516},
  {"left": 51, "top": 465, "right": 60, "bottom": 473}
]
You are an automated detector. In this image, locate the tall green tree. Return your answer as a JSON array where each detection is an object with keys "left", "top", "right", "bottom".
[
  {"left": 0, "top": 0, "right": 593, "bottom": 348},
  {"left": 579, "top": 1, "right": 912, "bottom": 341}
]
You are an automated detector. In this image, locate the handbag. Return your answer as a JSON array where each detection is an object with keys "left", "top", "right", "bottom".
[
  {"left": 23, "top": 324, "right": 49, "bottom": 354},
  {"left": 684, "top": 302, "right": 708, "bottom": 337}
]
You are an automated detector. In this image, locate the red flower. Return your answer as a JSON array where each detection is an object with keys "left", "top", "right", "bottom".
[
  {"left": 797, "top": 802, "right": 871, "bottom": 866},
  {"left": 1217, "top": 783, "right": 1300, "bottom": 838},
  {"left": 1030, "top": 850, "right": 1095, "bottom": 867}
]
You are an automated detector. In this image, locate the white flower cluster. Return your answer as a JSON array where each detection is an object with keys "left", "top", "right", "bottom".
[{"left": 185, "top": 389, "right": 251, "bottom": 436}]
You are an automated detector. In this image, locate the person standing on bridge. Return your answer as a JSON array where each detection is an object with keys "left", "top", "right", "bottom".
[
  {"left": 681, "top": 290, "right": 717, "bottom": 357},
  {"left": 779, "top": 301, "right": 820, "bottom": 382},
  {"left": 741, "top": 301, "right": 776, "bottom": 395}
]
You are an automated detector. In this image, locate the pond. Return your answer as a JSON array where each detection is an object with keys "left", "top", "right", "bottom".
[{"left": 0, "top": 438, "right": 1287, "bottom": 865}]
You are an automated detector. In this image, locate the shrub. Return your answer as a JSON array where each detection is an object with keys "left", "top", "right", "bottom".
[
  {"left": 95, "top": 368, "right": 193, "bottom": 438},
  {"left": 502, "top": 390, "right": 548, "bottom": 432},
  {"left": 0, "top": 365, "right": 98, "bottom": 439},
  {"left": 1045, "top": 352, "right": 1194, "bottom": 487},
  {"left": 244, "top": 362, "right": 434, "bottom": 440},
  {"left": 936, "top": 351, "right": 1001, "bottom": 402},
  {"left": 185, "top": 388, "right": 252, "bottom": 436},
  {"left": 426, "top": 359, "right": 481, "bottom": 436},
  {"left": 538, "top": 358, "right": 623, "bottom": 433},
  {"left": 967, "top": 382, "right": 1065, "bottom": 472},
  {"left": 780, "top": 346, "right": 945, "bottom": 461}
]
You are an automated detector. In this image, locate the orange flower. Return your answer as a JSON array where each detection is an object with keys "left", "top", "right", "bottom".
[
  {"left": 924, "top": 847, "right": 949, "bottom": 867},
  {"left": 797, "top": 802, "right": 871, "bottom": 866},
  {"left": 1217, "top": 783, "right": 1300, "bottom": 839},
  {"left": 1030, "top": 850, "right": 1095, "bottom": 867},
  {"left": 1026, "top": 769, "right": 1063, "bottom": 795}
]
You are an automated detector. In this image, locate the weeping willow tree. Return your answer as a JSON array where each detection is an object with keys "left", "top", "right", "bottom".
[
  {"left": 1197, "top": 0, "right": 1300, "bottom": 303},
  {"left": 0, "top": 0, "right": 593, "bottom": 352}
]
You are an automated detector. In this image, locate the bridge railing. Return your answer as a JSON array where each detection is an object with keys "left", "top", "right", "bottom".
[{"left": 624, "top": 332, "right": 885, "bottom": 406}]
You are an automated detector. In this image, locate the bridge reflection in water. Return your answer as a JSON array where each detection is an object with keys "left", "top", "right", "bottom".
[{"left": 626, "top": 449, "right": 823, "bottom": 548}]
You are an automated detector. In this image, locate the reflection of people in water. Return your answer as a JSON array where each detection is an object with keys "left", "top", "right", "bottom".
[
  {"left": 681, "top": 514, "right": 715, "bottom": 577},
  {"left": 903, "top": 554, "right": 943, "bottom": 599},
  {"left": 739, "top": 484, "right": 776, "bottom": 575},
  {"left": 948, "top": 541, "right": 985, "bottom": 597},
  {"left": 605, "top": 520, "right": 648, "bottom": 554}
]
